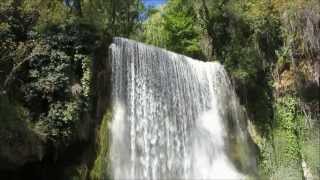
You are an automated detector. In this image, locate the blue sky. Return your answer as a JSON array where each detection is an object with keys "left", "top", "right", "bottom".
[{"left": 143, "top": 0, "right": 167, "bottom": 7}]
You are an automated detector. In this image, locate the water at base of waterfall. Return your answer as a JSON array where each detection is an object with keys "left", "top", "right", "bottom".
[{"left": 110, "top": 37, "right": 250, "bottom": 179}]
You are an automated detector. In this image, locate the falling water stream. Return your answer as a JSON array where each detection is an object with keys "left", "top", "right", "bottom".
[{"left": 109, "top": 38, "right": 255, "bottom": 179}]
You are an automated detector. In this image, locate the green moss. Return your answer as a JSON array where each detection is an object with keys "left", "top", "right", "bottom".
[
  {"left": 272, "top": 97, "right": 302, "bottom": 178},
  {"left": 89, "top": 109, "right": 112, "bottom": 180},
  {"left": 256, "top": 95, "right": 308, "bottom": 178},
  {"left": 301, "top": 128, "right": 320, "bottom": 178}
]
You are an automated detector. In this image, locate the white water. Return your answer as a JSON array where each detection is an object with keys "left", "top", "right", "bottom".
[{"left": 109, "top": 38, "right": 254, "bottom": 179}]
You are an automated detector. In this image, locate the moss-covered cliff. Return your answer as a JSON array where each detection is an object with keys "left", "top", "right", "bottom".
[{"left": 143, "top": 0, "right": 319, "bottom": 179}]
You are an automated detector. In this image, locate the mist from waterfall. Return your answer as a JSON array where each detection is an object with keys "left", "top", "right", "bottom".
[{"left": 109, "top": 37, "right": 256, "bottom": 179}]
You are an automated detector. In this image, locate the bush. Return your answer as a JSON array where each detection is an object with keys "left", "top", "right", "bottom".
[{"left": 1, "top": 8, "right": 95, "bottom": 145}]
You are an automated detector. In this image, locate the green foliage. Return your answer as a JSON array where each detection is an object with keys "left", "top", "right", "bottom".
[
  {"left": 37, "top": 101, "right": 80, "bottom": 143},
  {"left": 273, "top": 96, "right": 301, "bottom": 163},
  {"left": 257, "top": 96, "right": 305, "bottom": 179},
  {"left": 192, "top": 0, "right": 282, "bottom": 115},
  {"left": 78, "top": 54, "right": 92, "bottom": 100},
  {"left": 301, "top": 130, "right": 320, "bottom": 178},
  {"left": 162, "top": 0, "right": 202, "bottom": 57},
  {"left": 143, "top": 0, "right": 203, "bottom": 58},
  {"left": 81, "top": 0, "right": 143, "bottom": 36},
  {"left": 1, "top": 0, "right": 319, "bottom": 179},
  {"left": 25, "top": 49, "right": 71, "bottom": 103},
  {"left": 0, "top": 1, "right": 96, "bottom": 146},
  {"left": 22, "top": 0, "right": 70, "bottom": 32},
  {"left": 142, "top": 8, "right": 169, "bottom": 48},
  {"left": 0, "top": 1, "right": 39, "bottom": 41},
  {"left": 0, "top": 1, "right": 39, "bottom": 89},
  {"left": 257, "top": 139, "right": 275, "bottom": 178},
  {"left": 1, "top": 0, "right": 144, "bottom": 37},
  {"left": 0, "top": 0, "right": 142, "bottom": 178},
  {"left": 142, "top": 2, "right": 319, "bottom": 179}
]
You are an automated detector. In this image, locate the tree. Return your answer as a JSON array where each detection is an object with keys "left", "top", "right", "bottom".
[
  {"left": 143, "top": 0, "right": 203, "bottom": 58},
  {"left": 81, "top": 0, "right": 143, "bottom": 37}
]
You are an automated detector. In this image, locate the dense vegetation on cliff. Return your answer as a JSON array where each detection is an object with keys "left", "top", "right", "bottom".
[
  {"left": 142, "top": 0, "right": 319, "bottom": 179},
  {"left": 0, "top": 0, "right": 319, "bottom": 179},
  {"left": 0, "top": 0, "right": 142, "bottom": 179}
]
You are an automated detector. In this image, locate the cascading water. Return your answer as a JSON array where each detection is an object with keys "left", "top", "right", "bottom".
[{"left": 109, "top": 37, "right": 256, "bottom": 179}]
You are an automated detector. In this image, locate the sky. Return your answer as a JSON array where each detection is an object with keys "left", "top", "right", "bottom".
[{"left": 143, "top": 0, "right": 167, "bottom": 8}]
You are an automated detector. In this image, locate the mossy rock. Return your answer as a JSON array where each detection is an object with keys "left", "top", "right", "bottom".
[{"left": 89, "top": 109, "right": 112, "bottom": 180}]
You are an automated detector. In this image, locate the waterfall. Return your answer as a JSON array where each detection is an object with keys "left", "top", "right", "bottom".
[{"left": 109, "top": 37, "right": 256, "bottom": 179}]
